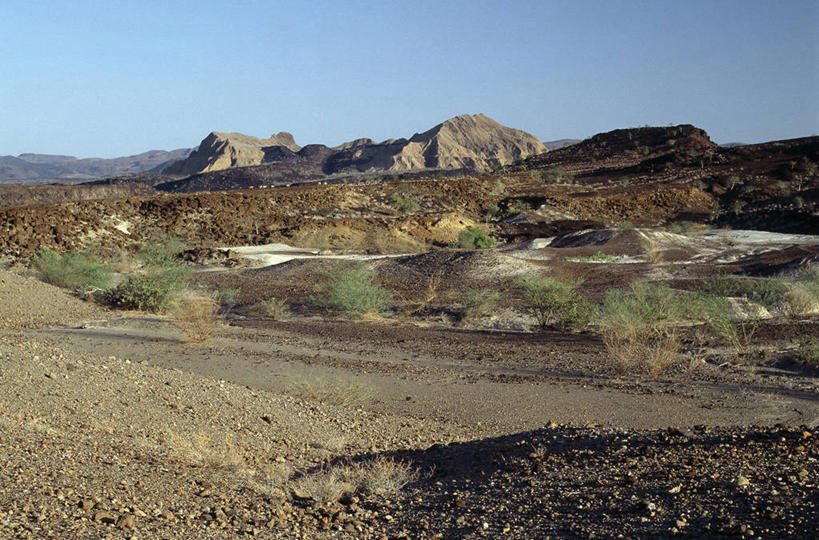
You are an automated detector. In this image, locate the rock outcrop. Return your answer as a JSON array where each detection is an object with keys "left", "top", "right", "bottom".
[
  {"left": 163, "top": 132, "right": 300, "bottom": 175},
  {"left": 163, "top": 114, "right": 546, "bottom": 177},
  {"left": 325, "top": 114, "right": 547, "bottom": 173}
]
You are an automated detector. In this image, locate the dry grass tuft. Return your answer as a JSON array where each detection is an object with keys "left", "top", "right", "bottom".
[
  {"left": 287, "top": 377, "right": 374, "bottom": 408},
  {"left": 172, "top": 293, "right": 220, "bottom": 343},
  {"left": 644, "top": 240, "right": 664, "bottom": 264},
  {"left": 163, "top": 430, "right": 246, "bottom": 472}
]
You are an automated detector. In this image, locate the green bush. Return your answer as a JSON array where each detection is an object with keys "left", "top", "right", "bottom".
[
  {"left": 664, "top": 221, "right": 698, "bottom": 235},
  {"left": 461, "top": 289, "right": 500, "bottom": 320},
  {"left": 794, "top": 336, "right": 819, "bottom": 364},
  {"left": 261, "top": 297, "right": 290, "bottom": 320},
  {"left": 30, "top": 247, "right": 113, "bottom": 290},
  {"left": 515, "top": 276, "right": 591, "bottom": 331},
  {"left": 699, "top": 274, "right": 785, "bottom": 310},
  {"left": 598, "top": 281, "right": 683, "bottom": 377},
  {"left": 307, "top": 263, "right": 392, "bottom": 317},
  {"left": 388, "top": 191, "right": 420, "bottom": 213},
  {"left": 458, "top": 226, "right": 496, "bottom": 249},
  {"left": 690, "top": 293, "right": 756, "bottom": 357},
  {"left": 113, "top": 237, "right": 191, "bottom": 312},
  {"left": 114, "top": 265, "right": 191, "bottom": 312}
]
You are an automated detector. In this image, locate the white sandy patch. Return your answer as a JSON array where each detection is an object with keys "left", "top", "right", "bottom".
[{"left": 222, "top": 243, "right": 409, "bottom": 267}]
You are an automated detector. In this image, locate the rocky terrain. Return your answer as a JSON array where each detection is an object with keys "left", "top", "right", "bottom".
[
  {"left": 0, "top": 121, "right": 817, "bottom": 538},
  {"left": 163, "top": 132, "right": 301, "bottom": 176}
]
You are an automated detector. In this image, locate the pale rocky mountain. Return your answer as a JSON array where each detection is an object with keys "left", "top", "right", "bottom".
[
  {"left": 332, "top": 138, "right": 376, "bottom": 151},
  {"left": 325, "top": 114, "right": 547, "bottom": 173},
  {"left": 163, "top": 131, "right": 300, "bottom": 175}
]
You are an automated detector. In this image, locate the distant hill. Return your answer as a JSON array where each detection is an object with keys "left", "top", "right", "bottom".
[
  {"left": 162, "top": 132, "right": 299, "bottom": 176},
  {"left": 719, "top": 142, "right": 748, "bottom": 148},
  {"left": 543, "top": 138, "right": 581, "bottom": 151},
  {"left": 324, "top": 114, "right": 547, "bottom": 174},
  {"left": 0, "top": 149, "right": 192, "bottom": 183},
  {"left": 162, "top": 114, "right": 547, "bottom": 181}
]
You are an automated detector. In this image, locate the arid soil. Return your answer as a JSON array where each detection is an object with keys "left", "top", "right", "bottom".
[{"left": 0, "top": 124, "right": 817, "bottom": 538}]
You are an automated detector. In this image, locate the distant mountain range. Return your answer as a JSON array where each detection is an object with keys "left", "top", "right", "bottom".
[
  {"left": 542, "top": 138, "right": 581, "bottom": 150},
  {"left": 161, "top": 114, "right": 547, "bottom": 179},
  {"left": 0, "top": 149, "right": 192, "bottom": 183}
]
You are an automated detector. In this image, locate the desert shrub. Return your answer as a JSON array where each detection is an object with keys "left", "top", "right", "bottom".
[
  {"left": 114, "top": 238, "right": 193, "bottom": 312},
  {"left": 0, "top": 258, "right": 11, "bottom": 270},
  {"left": 665, "top": 221, "right": 698, "bottom": 235},
  {"left": 598, "top": 281, "right": 683, "bottom": 378},
  {"left": 307, "top": 263, "right": 392, "bottom": 316},
  {"left": 616, "top": 220, "right": 635, "bottom": 229},
  {"left": 261, "top": 297, "right": 290, "bottom": 320},
  {"left": 172, "top": 293, "right": 220, "bottom": 343},
  {"left": 490, "top": 180, "right": 507, "bottom": 196},
  {"left": 215, "top": 287, "right": 240, "bottom": 309},
  {"left": 483, "top": 204, "right": 501, "bottom": 220},
  {"left": 689, "top": 293, "right": 756, "bottom": 358},
  {"left": 543, "top": 166, "right": 571, "bottom": 183},
  {"left": 458, "top": 226, "right": 496, "bottom": 249},
  {"left": 794, "top": 336, "right": 819, "bottom": 364},
  {"left": 644, "top": 241, "right": 664, "bottom": 264},
  {"left": 461, "top": 289, "right": 500, "bottom": 320},
  {"left": 515, "top": 276, "right": 592, "bottom": 331},
  {"left": 699, "top": 274, "right": 785, "bottom": 310},
  {"left": 388, "top": 191, "right": 420, "bottom": 213},
  {"left": 30, "top": 247, "right": 113, "bottom": 290},
  {"left": 115, "top": 265, "right": 191, "bottom": 313},
  {"left": 783, "top": 266, "right": 819, "bottom": 316},
  {"left": 338, "top": 457, "right": 419, "bottom": 498},
  {"left": 137, "top": 235, "right": 186, "bottom": 266}
]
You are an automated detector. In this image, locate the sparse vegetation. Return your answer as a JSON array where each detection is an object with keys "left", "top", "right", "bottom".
[
  {"left": 664, "top": 220, "right": 699, "bottom": 236},
  {"left": 690, "top": 293, "right": 757, "bottom": 358},
  {"left": 307, "top": 262, "right": 392, "bottom": 317},
  {"left": 113, "top": 238, "right": 191, "bottom": 312},
  {"left": 543, "top": 166, "right": 571, "bottom": 183},
  {"left": 30, "top": 246, "right": 113, "bottom": 290},
  {"left": 172, "top": 293, "right": 220, "bottom": 344},
  {"left": 564, "top": 251, "right": 618, "bottom": 263},
  {"left": 794, "top": 336, "right": 819, "bottom": 365},
  {"left": 261, "top": 297, "right": 291, "bottom": 320},
  {"left": 458, "top": 226, "right": 496, "bottom": 249},
  {"left": 388, "top": 190, "right": 420, "bottom": 213},
  {"left": 699, "top": 274, "right": 786, "bottom": 310},
  {"left": 461, "top": 289, "right": 500, "bottom": 320},
  {"left": 515, "top": 276, "right": 592, "bottom": 331},
  {"left": 287, "top": 377, "right": 374, "bottom": 407},
  {"left": 598, "top": 281, "right": 683, "bottom": 378}
]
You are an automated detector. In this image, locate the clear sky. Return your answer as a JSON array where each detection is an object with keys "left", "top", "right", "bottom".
[{"left": 1, "top": 0, "right": 817, "bottom": 158}]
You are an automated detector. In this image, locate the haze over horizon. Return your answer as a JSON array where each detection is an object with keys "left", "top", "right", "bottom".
[{"left": 1, "top": 0, "right": 817, "bottom": 159}]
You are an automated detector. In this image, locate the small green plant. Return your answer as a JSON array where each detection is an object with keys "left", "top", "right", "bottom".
[
  {"left": 489, "top": 180, "right": 507, "bottom": 196},
  {"left": 461, "top": 289, "right": 500, "bottom": 320},
  {"left": 543, "top": 167, "right": 571, "bottom": 183},
  {"left": 784, "top": 266, "right": 819, "bottom": 316},
  {"left": 515, "top": 276, "right": 592, "bottom": 331},
  {"left": 30, "top": 246, "right": 113, "bottom": 290},
  {"left": 794, "top": 336, "right": 819, "bottom": 364},
  {"left": 138, "top": 235, "right": 186, "bottom": 266},
  {"left": 483, "top": 204, "right": 501, "bottom": 220},
  {"left": 564, "top": 251, "right": 618, "bottom": 263},
  {"left": 307, "top": 263, "right": 392, "bottom": 317},
  {"left": 261, "top": 297, "right": 290, "bottom": 320},
  {"left": 458, "top": 226, "right": 496, "bottom": 249},
  {"left": 616, "top": 220, "right": 635, "bottom": 229},
  {"left": 388, "top": 190, "right": 420, "bottom": 213},
  {"left": 0, "top": 258, "right": 11, "bottom": 270},
  {"left": 729, "top": 199, "right": 747, "bottom": 215},
  {"left": 215, "top": 287, "right": 240, "bottom": 309}
]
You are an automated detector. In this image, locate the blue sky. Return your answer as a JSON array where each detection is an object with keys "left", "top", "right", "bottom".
[{"left": 1, "top": 0, "right": 817, "bottom": 157}]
